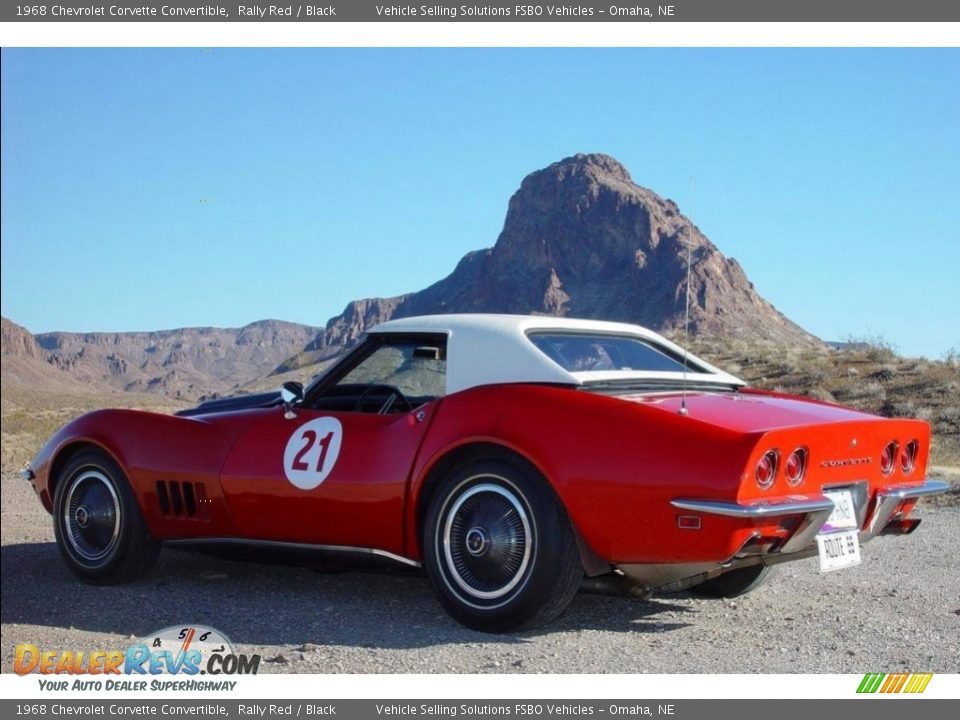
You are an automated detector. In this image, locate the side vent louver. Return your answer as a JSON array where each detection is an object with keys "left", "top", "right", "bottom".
[{"left": 156, "top": 481, "right": 209, "bottom": 520}]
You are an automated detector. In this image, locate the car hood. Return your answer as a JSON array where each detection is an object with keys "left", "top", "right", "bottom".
[{"left": 175, "top": 390, "right": 282, "bottom": 418}]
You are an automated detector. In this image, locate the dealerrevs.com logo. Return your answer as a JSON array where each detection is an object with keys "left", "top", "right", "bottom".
[{"left": 14, "top": 625, "right": 260, "bottom": 691}]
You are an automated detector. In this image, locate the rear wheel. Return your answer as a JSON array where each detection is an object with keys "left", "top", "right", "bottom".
[
  {"left": 53, "top": 451, "right": 160, "bottom": 583},
  {"left": 423, "top": 458, "right": 583, "bottom": 633},
  {"left": 689, "top": 565, "right": 776, "bottom": 598}
]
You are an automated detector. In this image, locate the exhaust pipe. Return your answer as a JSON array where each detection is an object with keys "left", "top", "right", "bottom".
[
  {"left": 879, "top": 518, "right": 921, "bottom": 535},
  {"left": 580, "top": 574, "right": 652, "bottom": 599}
]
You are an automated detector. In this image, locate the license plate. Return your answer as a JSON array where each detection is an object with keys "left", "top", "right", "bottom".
[
  {"left": 817, "top": 529, "right": 861, "bottom": 572},
  {"left": 821, "top": 489, "right": 859, "bottom": 532}
]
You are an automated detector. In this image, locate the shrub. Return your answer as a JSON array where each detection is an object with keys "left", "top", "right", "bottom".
[
  {"left": 872, "top": 365, "right": 898, "bottom": 381},
  {"left": 807, "top": 387, "right": 836, "bottom": 403},
  {"left": 861, "top": 381, "right": 887, "bottom": 399},
  {"left": 880, "top": 399, "right": 917, "bottom": 418},
  {"left": 843, "top": 332, "right": 898, "bottom": 363}
]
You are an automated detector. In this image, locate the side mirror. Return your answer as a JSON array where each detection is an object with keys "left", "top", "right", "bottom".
[{"left": 280, "top": 381, "right": 304, "bottom": 419}]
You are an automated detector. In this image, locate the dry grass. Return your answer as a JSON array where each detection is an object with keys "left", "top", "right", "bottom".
[{"left": 0, "top": 385, "right": 183, "bottom": 475}]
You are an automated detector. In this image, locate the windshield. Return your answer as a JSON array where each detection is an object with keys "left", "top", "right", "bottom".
[{"left": 527, "top": 332, "right": 702, "bottom": 374}]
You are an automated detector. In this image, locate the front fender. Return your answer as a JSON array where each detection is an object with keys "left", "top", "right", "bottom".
[{"left": 28, "top": 408, "right": 250, "bottom": 538}]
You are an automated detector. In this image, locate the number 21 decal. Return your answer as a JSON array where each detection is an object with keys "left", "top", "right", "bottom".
[{"left": 283, "top": 417, "right": 343, "bottom": 489}]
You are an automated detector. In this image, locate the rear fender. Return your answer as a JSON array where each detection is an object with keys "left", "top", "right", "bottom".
[{"left": 404, "top": 384, "right": 758, "bottom": 564}]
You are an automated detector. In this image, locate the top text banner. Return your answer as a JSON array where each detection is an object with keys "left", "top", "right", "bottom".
[{"left": 4, "top": 1, "right": 960, "bottom": 22}]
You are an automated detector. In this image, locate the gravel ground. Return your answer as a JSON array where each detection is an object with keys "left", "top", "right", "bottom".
[{"left": 2, "top": 471, "right": 958, "bottom": 674}]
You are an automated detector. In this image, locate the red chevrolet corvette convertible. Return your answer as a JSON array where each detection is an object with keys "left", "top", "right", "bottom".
[{"left": 23, "top": 315, "right": 948, "bottom": 632}]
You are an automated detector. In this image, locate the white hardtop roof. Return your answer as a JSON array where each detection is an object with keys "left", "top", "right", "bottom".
[{"left": 368, "top": 314, "right": 744, "bottom": 395}]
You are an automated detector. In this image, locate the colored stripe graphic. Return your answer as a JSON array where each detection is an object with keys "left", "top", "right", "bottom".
[
  {"left": 857, "top": 673, "right": 932, "bottom": 694},
  {"left": 856, "top": 673, "right": 886, "bottom": 693},
  {"left": 856, "top": 674, "right": 875, "bottom": 693}
]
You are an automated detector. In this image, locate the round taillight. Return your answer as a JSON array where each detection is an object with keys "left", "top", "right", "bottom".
[
  {"left": 756, "top": 450, "right": 779, "bottom": 489},
  {"left": 900, "top": 440, "right": 919, "bottom": 473},
  {"left": 785, "top": 448, "right": 807, "bottom": 486},
  {"left": 880, "top": 441, "right": 897, "bottom": 475}
]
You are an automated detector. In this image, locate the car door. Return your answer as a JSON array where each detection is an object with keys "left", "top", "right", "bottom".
[{"left": 218, "top": 334, "right": 447, "bottom": 557}]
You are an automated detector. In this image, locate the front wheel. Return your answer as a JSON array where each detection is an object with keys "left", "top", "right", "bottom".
[
  {"left": 53, "top": 450, "right": 160, "bottom": 583},
  {"left": 423, "top": 458, "right": 583, "bottom": 633}
]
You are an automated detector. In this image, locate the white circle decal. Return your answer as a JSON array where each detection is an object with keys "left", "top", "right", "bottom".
[{"left": 283, "top": 417, "right": 343, "bottom": 490}]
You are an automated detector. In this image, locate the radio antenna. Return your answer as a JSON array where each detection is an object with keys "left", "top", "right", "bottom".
[{"left": 679, "top": 176, "right": 693, "bottom": 417}]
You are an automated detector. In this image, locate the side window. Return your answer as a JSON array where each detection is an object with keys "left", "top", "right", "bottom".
[{"left": 313, "top": 338, "right": 447, "bottom": 413}]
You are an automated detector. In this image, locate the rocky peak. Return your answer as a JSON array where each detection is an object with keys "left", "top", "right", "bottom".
[
  {"left": 1, "top": 317, "right": 45, "bottom": 360},
  {"left": 310, "top": 153, "right": 815, "bottom": 358}
]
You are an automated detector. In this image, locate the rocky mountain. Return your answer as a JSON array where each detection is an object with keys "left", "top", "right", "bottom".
[
  {"left": 2, "top": 318, "right": 319, "bottom": 400},
  {"left": 3, "top": 152, "right": 820, "bottom": 401},
  {"left": 1, "top": 317, "right": 88, "bottom": 390},
  {"left": 1, "top": 317, "right": 45, "bottom": 362},
  {"left": 304, "top": 153, "right": 816, "bottom": 361}
]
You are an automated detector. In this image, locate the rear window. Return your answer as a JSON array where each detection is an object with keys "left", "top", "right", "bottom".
[{"left": 528, "top": 332, "right": 696, "bottom": 373}]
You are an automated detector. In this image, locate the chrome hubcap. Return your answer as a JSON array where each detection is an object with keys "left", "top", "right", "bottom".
[
  {"left": 63, "top": 470, "right": 121, "bottom": 564},
  {"left": 442, "top": 481, "right": 532, "bottom": 601},
  {"left": 465, "top": 527, "right": 490, "bottom": 557}
]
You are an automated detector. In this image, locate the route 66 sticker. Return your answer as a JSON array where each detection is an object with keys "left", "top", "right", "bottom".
[{"left": 283, "top": 417, "right": 343, "bottom": 490}]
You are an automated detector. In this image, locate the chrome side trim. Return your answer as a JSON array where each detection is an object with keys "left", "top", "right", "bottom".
[
  {"left": 864, "top": 479, "right": 951, "bottom": 539},
  {"left": 670, "top": 496, "right": 835, "bottom": 518},
  {"left": 163, "top": 537, "right": 422, "bottom": 568}
]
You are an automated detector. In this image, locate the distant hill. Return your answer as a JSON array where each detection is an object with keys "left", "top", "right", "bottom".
[
  {"left": 2, "top": 318, "right": 319, "bottom": 400},
  {"left": 1, "top": 317, "right": 90, "bottom": 391},
  {"left": 291, "top": 153, "right": 817, "bottom": 371}
]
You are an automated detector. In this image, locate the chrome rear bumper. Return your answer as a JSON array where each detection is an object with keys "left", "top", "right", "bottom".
[
  {"left": 671, "top": 495, "right": 836, "bottom": 553},
  {"left": 616, "top": 479, "right": 953, "bottom": 592},
  {"left": 671, "top": 478, "right": 950, "bottom": 551},
  {"left": 864, "top": 480, "right": 951, "bottom": 536}
]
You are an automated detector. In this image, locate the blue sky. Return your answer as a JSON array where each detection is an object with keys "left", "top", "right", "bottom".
[{"left": 1, "top": 48, "right": 958, "bottom": 358}]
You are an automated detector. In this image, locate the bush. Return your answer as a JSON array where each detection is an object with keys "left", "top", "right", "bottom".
[
  {"left": 861, "top": 381, "right": 887, "bottom": 399},
  {"left": 807, "top": 387, "right": 836, "bottom": 403},
  {"left": 872, "top": 365, "right": 898, "bottom": 381},
  {"left": 843, "top": 333, "right": 898, "bottom": 363},
  {"left": 880, "top": 399, "right": 917, "bottom": 418}
]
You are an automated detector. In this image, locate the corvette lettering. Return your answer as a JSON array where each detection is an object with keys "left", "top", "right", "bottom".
[{"left": 820, "top": 457, "right": 872, "bottom": 468}]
